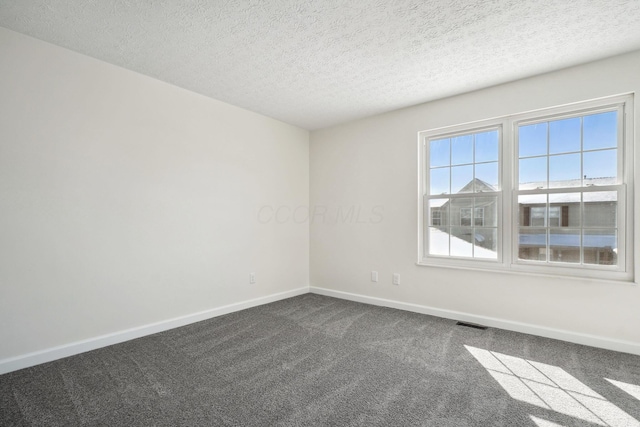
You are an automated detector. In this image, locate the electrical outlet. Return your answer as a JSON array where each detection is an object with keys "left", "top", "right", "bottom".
[
  {"left": 249, "top": 273, "right": 256, "bottom": 284},
  {"left": 393, "top": 273, "right": 400, "bottom": 285},
  {"left": 371, "top": 271, "right": 378, "bottom": 282}
]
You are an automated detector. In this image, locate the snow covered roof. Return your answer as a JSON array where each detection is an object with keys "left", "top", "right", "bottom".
[
  {"left": 519, "top": 185, "right": 617, "bottom": 204},
  {"left": 518, "top": 177, "right": 615, "bottom": 190},
  {"left": 518, "top": 177, "right": 617, "bottom": 204},
  {"left": 429, "top": 177, "right": 617, "bottom": 206},
  {"left": 458, "top": 178, "right": 497, "bottom": 193}
]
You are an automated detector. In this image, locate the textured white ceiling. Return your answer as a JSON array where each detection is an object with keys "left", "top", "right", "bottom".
[{"left": 1, "top": 1, "right": 640, "bottom": 130}]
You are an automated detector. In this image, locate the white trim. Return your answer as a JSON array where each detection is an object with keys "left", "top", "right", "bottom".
[
  {"left": 623, "top": 97, "right": 635, "bottom": 281},
  {"left": 4, "top": 285, "right": 638, "bottom": 375},
  {"left": 0, "top": 286, "right": 309, "bottom": 375},
  {"left": 415, "top": 260, "right": 635, "bottom": 286},
  {"left": 309, "top": 286, "right": 640, "bottom": 356}
]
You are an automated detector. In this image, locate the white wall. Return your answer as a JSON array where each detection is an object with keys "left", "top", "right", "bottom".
[
  {"left": 0, "top": 27, "right": 309, "bottom": 361},
  {"left": 310, "top": 50, "right": 640, "bottom": 348},
  {"left": 2, "top": 26, "right": 638, "bottom": 367}
]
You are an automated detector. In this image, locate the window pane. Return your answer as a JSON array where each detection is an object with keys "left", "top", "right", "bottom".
[
  {"left": 475, "top": 162, "right": 498, "bottom": 190},
  {"left": 450, "top": 227, "right": 473, "bottom": 257},
  {"left": 460, "top": 207, "right": 472, "bottom": 226},
  {"left": 453, "top": 198, "right": 473, "bottom": 226},
  {"left": 519, "top": 157, "right": 547, "bottom": 189},
  {"left": 430, "top": 138, "right": 450, "bottom": 167},
  {"left": 549, "top": 117, "right": 581, "bottom": 154},
  {"left": 429, "top": 227, "right": 450, "bottom": 256},
  {"left": 475, "top": 130, "right": 499, "bottom": 163},
  {"left": 518, "top": 194, "right": 546, "bottom": 226},
  {"left": 429, "top": 198, "right": 449, "bottom": 227},
  {"left": 519, "top": 123, "right": 548, "bottom": 158},
  {"left": 451, "top": 134, "right": 473, "bottom": 165},
  {"left": 430, "top": 167, "right": 450, "bottom": 195},
  {"left": 518, "top": 229, "right": 547, "bottom": 261},
  {"left": 547, "top": 206, "right": 561, "bottom": 227},
  {"left": 583, "top": 149, "right": 617, "bottom": 182},
  {"left": 474, "top": 208, "right": 484, "bottom": 226},
  {"left": 451, "top": 165, "right": 473, "bottom": 193},
  {"left": 550, "top": 193, "right": 580, "bottom": 227},
  {"left": 530, "top": 206, "right": 547, "bottom": 227},
  {"left": 549, "top": 153, "right": 581, "bottom": 188},
  {"left": 583, "top": 229, "right": 617, "bottom": 265},
  {"left": 474, "top": 228, "right": 498, "bottom": 259},
  {"left": 583, "top": 191, "right": 617, "bottom": 228},
  {"left": 549, "top": 229, "right": 581, "bottom": 263},
  {"left": 584, "top": 111, "right": 617, "bottom": 151},
  {"left": 431, "top": 211, "right": 441, "bottom": 224},
  {"left": 476, "top": 196, "right": 498, "bottom": 227}
]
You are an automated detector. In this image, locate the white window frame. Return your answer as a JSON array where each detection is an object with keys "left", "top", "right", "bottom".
[
  {"left": 419, "top": 121, "right": 504, "bottom": 266},
  {"left": 417, "top": 94, "right": 634, "bottom": 282}
]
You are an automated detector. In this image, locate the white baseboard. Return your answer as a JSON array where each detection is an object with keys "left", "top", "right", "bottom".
[
  {"left": 309, "top": 286, "right": 640, "bottom": 356},
  {"left": 0, "top": 286, "right": 309, "bottom": 375},
  {"left": 4, "top": 285, "right": 637, "bottom": 375}
]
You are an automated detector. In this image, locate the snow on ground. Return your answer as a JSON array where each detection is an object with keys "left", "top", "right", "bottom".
[{"left": 429, "top": 228, "right": 497, "bottom": 259}]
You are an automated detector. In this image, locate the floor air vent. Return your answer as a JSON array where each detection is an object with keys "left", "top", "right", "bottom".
[{"left": 456, "top": 321, "right": 488, "bottom": 330}]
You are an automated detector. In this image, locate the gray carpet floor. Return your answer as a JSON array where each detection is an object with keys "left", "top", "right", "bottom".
[{"left": 1, "top": 293, "right": 639, "bottom": 426}]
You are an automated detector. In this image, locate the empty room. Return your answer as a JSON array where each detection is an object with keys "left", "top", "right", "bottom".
[{"left": 1, "top": 1, "right": 640, "bottom": 426}]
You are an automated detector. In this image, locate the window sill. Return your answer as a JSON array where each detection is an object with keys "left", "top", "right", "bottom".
[{"left": 415, "top": 260, "right": 636, "bottom": 286}]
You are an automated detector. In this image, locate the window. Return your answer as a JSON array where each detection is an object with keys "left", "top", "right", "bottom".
[
  {"left": 424, "top": 127, "right": 500, "bottom": 260},
  {"left": 431, "top": 209, "right": 442, "bottom": 226},
  {"left": 418, "top": 95, "right": 634, "bottom": 281},
  {"left": 524, "top": 206, "right": 567, "bottom": 227},
  {"left": 460, "top": 207, "right": 484, "bottom": 226}
]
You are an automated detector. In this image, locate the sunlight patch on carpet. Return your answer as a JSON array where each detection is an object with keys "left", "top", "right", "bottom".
[{"left": 466, "top": 345, "right": 640, "bottom": 427}]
